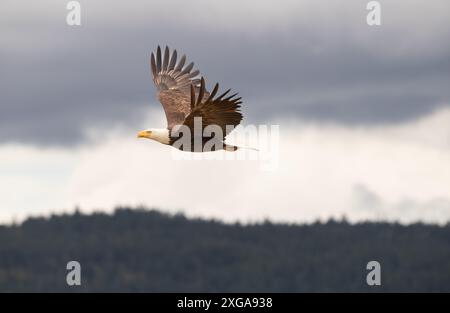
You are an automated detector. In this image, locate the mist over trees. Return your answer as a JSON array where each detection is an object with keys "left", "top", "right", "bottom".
[{"left": 0, "top": 208, "right": 449, "bottom": 292}]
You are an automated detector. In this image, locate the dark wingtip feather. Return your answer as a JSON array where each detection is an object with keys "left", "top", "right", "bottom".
[
  {"left": 206, "top": 83, "right": 219, "bottom": 102},
  {"left": 156, "top": 46, "right": 162, "bottom": 72},
  {"left": 162, "top": 46, "right": 170, "bottom": 71},
  {"left": 168, "top": 50, "right": 177, "bottom": 70},
  {"left": 223, "top": 93, "right": 239, "bottom": 101},
  {"left": 216, "top": 89, "right": 231, "bottom": 100},
  {"left": 189, "top": 69, "right": 200, "bottom": 78},
  {"left": 175, "top": 55, "right": 186, "bottom": 71},
  {"left": 180, "top": 62, "right": 194, "bottom": 75},
  {"left": 150, "top": 52, "right": 157, "bottom": 78}
]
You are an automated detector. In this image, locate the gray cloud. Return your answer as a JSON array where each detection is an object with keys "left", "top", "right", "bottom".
[{"left": 1, "top": 0, "right": 450, "bottom": 145}]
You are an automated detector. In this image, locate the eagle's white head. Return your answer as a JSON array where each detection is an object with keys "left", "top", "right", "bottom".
[{"left": 137, "top": 128, "right": 170, "bottom": 145}]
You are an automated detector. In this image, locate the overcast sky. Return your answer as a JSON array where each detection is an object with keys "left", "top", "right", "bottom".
[
  {"left": 0, "top": 0, "right": 449, "bottom": 224},
  {"left": 2, "top": 0, "right": 449, "bottom": 145}
]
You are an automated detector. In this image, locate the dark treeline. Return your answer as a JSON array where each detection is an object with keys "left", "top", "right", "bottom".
[{"left": 0, "top": 208, "right": 449, "bottom": 292}]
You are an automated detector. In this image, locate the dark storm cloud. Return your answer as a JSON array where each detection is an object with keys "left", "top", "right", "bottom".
[{"left": 1, "top": 1, "right": 450, "bottom": 145}]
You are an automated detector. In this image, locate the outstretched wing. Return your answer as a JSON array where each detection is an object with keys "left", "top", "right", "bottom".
[
  {"left": 181, "top": 77, "right": 243, "bottom": 139},
  {"left": 150, "top": 46, "right": 204, "bottom": 128}
]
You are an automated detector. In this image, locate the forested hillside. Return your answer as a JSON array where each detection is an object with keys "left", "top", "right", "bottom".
[{"left": 0, "top": 208, "right": 449, "bottom": 292}]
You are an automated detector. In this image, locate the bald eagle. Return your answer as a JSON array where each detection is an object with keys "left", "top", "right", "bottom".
[{"left": 137, "top": 46, "right": 243, "bottom": 152}]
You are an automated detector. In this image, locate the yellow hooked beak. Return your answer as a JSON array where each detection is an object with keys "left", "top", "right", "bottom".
[{"left": 137, "top": 130, "right": 152, "bottom": 139}]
